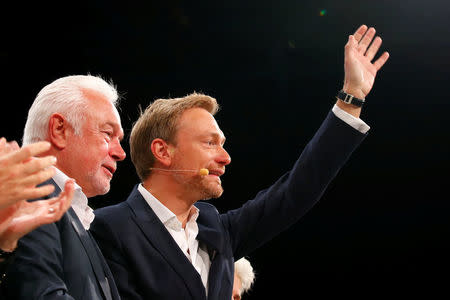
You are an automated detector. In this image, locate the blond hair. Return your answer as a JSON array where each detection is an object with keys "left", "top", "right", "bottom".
[{"left": 130, "top": 92, "right": 219, "bottom": 181}]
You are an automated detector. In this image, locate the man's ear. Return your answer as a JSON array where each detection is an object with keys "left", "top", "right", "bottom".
[
  {"left": 48, "top": 113, "right": 70, "bottom": 150},
  {"left": 150, "top": 138, "right": 173, "bottom": 167}
]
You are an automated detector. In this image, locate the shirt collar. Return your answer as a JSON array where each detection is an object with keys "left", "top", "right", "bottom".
[
  {"left": 53, "top": 167, "right": 94, "bottom": 230},
  {"left": 137, "top": 183, "right": 199, "bottom": 231},
  {"left": 52, "top": 167, "right": 82, "bottom": 192}
]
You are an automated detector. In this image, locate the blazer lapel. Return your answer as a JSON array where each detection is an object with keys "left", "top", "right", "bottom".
[
  {"left": 39, "top": 179, "right": 114, "bottom": 299},
  {"left": 68, "top": 208, "right": 113, "bottom": 300},
  {"left": 88, "top": 230, "right": 121, "bottom": 300},
  {"left": 196, "top": 223, "right": 224, "bottom": 258},
  {"left": 98, "top": 247, "right": 120, "bottom": 300},
  {"left": 127, "top": 186, "right": 207, "bottom": 300},
  {"left": 197, "top": 213, "right": 229, "bottom": 299}
]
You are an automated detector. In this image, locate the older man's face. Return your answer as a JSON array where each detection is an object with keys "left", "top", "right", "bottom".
[{"left": 60, "top": 92, "right": 125, "bottom": 197}]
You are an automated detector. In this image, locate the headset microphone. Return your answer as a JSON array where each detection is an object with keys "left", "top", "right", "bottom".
[
  {"left": 198, "top": 168, "right": 209, "bottom": 176},
  {"left": 150, "top": 168, "right": 209, "bottom": 176}
]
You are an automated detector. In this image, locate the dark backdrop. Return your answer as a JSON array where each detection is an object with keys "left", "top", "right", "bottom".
[{"left": 2, "top": 0, "right": 449, "bottom": 297}]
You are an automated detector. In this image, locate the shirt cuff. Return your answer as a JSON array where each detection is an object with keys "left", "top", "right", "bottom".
[{"left": 332, "top": 104, "right": 370, "bottom": 134}]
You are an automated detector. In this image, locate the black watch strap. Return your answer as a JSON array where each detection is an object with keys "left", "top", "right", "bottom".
[{"left": 336, "top": 90, "right": 365, "bottom": 107}]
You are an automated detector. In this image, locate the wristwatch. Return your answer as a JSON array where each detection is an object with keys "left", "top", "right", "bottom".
[{"left": 336, "top": 90, "right": 365, "bottom": 107}]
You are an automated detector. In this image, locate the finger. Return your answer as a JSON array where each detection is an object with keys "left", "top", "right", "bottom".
[
  {"left": 373, "top": 51, "right": 390, "bottom": 71},
  {"left": 346, "top": 34, "right": 358, "bottom": 47},
  {"left": 0, "top": 180, "right": 56, "bottom": 210},
  {"left": 20, "top": 156, "right": 57, "bottom": 176},
  {"left": 6, "top": 141, "right": 20, "bottom": 151},
  {"left": 49, "top": 180, "right": 75, "bottom": 221},
  {"left": 59, "top": 180, "right": 75, "bottom": 213},
  {"left": 22, "top": 184, "right": 56, "bottom": 201},
  {"left": 17, "top": 195, "right": 59, "bottom": 216},
  {"left": 0, "top": 139, "right": 18, "bottom": 156},
  {"left": 7, "top": 141, "right": 51, "bottom": 164},
  {"left": 0, "top": 137, "right": 6, "bottom": 153},
  {"left": 353, "top": 24, "right": 368, "bottom": 43},
  {"left": 12, "top": 198, "right": 60, "bottom": 231},
  {"left": 41, "top": 196, "right": 61, "bottom": 206},
  {"left": 365, "top": 36, "right": 382, "bottom": 61},
  {"left": 6, "top": 209, "right": 54, "bottom": 238},
  {"left": 5, "top": 184, "right": 56, "bottom": 210},
  {"left": 46, "top": 200, "right": 59, "bottom": 217},
  {"left": 344, "top": 35, "right": 358, "bottom": 56},
  {"left": 357, "top": 27, "right": 376, "bottom": 54},
  {"left": 19, "top": 167, "right": 56, "bottom": 188}
]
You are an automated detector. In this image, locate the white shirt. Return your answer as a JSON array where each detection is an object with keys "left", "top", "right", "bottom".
[
  {"left": 52, "top": 168, "right": 95, "bottom": 230},
  {"left": 137, "top": 184, "right": 211, "bottom": 292}
]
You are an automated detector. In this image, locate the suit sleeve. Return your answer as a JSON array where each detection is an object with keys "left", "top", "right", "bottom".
[
  {"left": 222, "top": 110, "right": 368, "bottom": 259},
  {"left": 91, "top": 213, "right": 145, "bottom": 300},
  {"left": 1, "top": 221, "right": 75, "bottom": 299}
]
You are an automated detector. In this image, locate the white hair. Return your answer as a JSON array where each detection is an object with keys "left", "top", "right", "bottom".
[
  {"left": 22, "top": 74, "right": 119, "bottom": 145},
  {"left": 235, "top": 257, "right": 256, "bottom": 296}
]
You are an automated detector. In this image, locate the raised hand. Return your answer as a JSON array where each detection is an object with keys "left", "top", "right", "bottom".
[
  {"left": 343, "top": 25, "right": 390, "bottom": 100},
  {"left": 0, "top": 179, "right": 75, "bottom": 252},
  {"left": 0, "top": 138, "right": 57, "bottom": 210}
]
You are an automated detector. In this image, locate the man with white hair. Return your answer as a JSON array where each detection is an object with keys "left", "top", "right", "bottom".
[
  {"left": 1, "top": 75, "right": 126, "bottom": 300},
  {"left": 232, "top": 258, "right": 256, "bottom": 300}
]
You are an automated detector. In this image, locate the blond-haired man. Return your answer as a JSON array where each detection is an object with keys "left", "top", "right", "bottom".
[{"left": 91, "top": 25, "right": 389, "bottom": 299}]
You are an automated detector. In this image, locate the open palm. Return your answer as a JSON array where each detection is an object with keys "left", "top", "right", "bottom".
[
  {"left": 0, "top": 180, "right": 74, "bottom": 251},
  {"left": 343, "top": 25, "right": 390, "bottom": 98}
]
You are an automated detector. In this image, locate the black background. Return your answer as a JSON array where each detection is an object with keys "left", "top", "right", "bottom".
[{"left": 2, "top": 0, "right": 450, "bottom": 298}]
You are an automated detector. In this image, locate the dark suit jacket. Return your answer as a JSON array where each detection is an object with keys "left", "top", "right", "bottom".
[
  {"left": 91, "top": 110, "right": 367, "bottom": 300},
  {"left": 0, "top": 180, "right": 120, "bottom": 300},
  {"left": 0, "top": 252, "right": 15, "bottom": 286}
]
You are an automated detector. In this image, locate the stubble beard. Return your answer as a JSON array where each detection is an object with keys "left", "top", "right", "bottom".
[
  {"left": 85, "top": 168, "right": 111, "bottom": 197},
  {"left": 174, "top": 173, "right": 223, "bottom": 201},
  {"left": 198, "top": 179, "right": 223, "bottom": 200}
]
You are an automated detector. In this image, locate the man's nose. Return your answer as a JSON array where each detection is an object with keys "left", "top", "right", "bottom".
[
  {"left": 217, "top": 146, "right": 231, "bottom": 166},
  {"left": 111, "top": 140, "right": 126, "bottom": 161}
]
